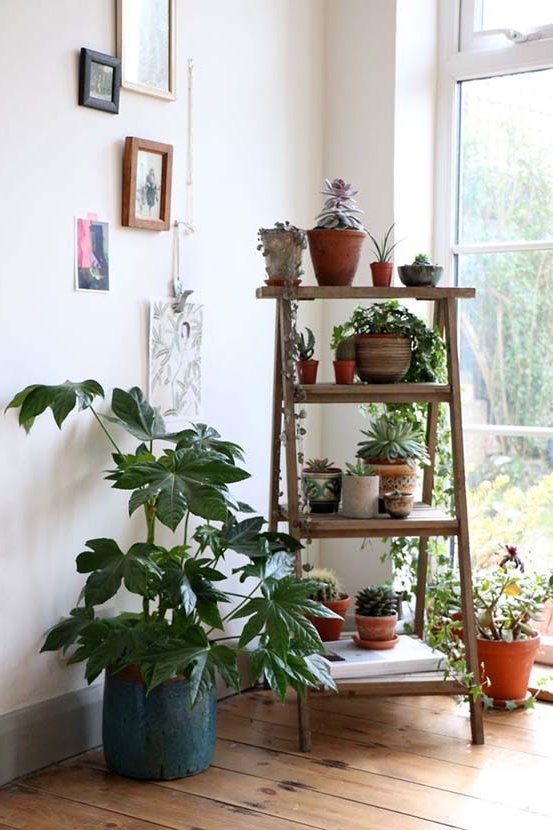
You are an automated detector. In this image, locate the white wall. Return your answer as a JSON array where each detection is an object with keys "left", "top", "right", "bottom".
[{"left": 0, "top": 0, "right": 324, "bottom": 715}]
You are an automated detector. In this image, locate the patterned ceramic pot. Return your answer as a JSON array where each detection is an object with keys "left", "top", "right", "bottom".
[
  {"left": 383, "top": 491, "right": 415, "bottom": 518},
  {"left": 364, "top": 459, "right": 418, "bottom": 497},
  {"left": 354, "top": 334, "right": 412, "bottom": 383},
  {"left": 301, "top": 468, "right": 342, "bottom": 513}
]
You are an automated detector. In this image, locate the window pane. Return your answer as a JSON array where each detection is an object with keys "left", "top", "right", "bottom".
[
  {"left": 481, "top": 0, "right": 553, "bottom": 32},
  {"left": 459, "top": 71, "right": 553, "bottom": 243}
]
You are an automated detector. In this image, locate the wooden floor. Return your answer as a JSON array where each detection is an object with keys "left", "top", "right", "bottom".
[{"left": 2, "top": 689, "right": 553, "bottom": 829}]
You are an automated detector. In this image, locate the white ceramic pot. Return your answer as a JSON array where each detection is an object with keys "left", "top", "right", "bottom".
[{"left": 341, "top": 475, "right": 379, "bottom": 518}]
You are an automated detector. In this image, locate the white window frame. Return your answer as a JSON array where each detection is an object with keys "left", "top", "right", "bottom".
[{"left": 460, "top": 0, "right": 553, "bottom": 53}]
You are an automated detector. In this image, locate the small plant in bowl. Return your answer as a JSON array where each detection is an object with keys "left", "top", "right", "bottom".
[
  {"left": 304, "top": 568, "right": 351, "bottom": 642},
  {"left": 295, "top": 327, "right": 318, "bottom": 384},
  {"left": 354, "top": 585, "right": 398, "bottom": 649},
  {"left": 342, "top": 459, "right": 379, "bottom": 518},
  {"left": 307, "top": 178, "right": 366, "bottom": 286},
  {"left": 330, "top": 324, "right": 356, "bottom": 385},
  {"left": 367, "top": 223, "right": 400, "bottom": 287},
  {"left": 383, "top": 489, "right": 415, "bottom": 519},
  {"left": 301, "top": 458, "right": 342, "bottom": 514},
  {"left": 357, "top": 414, "right": 428, "bottom": 500},
  {"left": 398, "top": 252, "right": 443, "bottom": 287},
  {"left": 257, "top": 221, "right": 306, "bottom": 286}
]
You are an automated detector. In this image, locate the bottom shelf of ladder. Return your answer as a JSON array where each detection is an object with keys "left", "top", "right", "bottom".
[{"left": 312, "top": 672, "right": 466, "bottom": 697}]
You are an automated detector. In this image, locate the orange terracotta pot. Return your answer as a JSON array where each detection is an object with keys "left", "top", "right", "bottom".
[
  {"left": 333, "top": 360, "right": 356, "bottom": 384},
  {"left": 363, "top": 458, "right": 418, "bottom": 497},
  {"left": 307, "top": 228, "right": 365, "bottom": 286},
  {"left": 307, "top": 596, "right": 351, "bottom": 642},
  {"left": 370, "top": 262, "right": 393, "bottom": 287},
  {"left": 477, "top": 634, "right": 540, "bottom": 707},
  {"left": 297, "top": 359, "right": 319, "bottom": 384},
  {"left": 355, "top": 613, "right": 397, "bottom": 643}
]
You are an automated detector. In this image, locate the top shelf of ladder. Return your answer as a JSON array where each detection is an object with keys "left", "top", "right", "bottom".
[{"left": 256, "top": 285, "right": 476, "bottom": 301}]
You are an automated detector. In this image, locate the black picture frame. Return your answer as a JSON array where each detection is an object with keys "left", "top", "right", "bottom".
[{"left": 79, "top": 48, "right": 121, "bottom": 114}]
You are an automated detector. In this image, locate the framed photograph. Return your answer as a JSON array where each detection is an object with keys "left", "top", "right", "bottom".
[
  {"left": 79, "top": 48, "right": 121, "bottom": 113},
  {"left": 116, "top": 0, "right": 176, "bottom": 100},
  {"left": 122, "top": 136, "right": 173, "bottom": 231},
  {"left": 75, "top": 216, "right": 110, "bottom": 292}
]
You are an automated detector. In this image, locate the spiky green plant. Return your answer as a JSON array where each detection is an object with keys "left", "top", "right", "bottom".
[
  {"left": 304, "top": 458, "right": 337, "bottom": 472},
  {"left": 413, "top": 253, "right": 432, "bottom": 265},
  {"left": 295, "top": 327, "right": 315, "bottom": 361},
  {"left": 367, "top": 223, "right": 400, "bottom": 263},
  {"left": 357, "top": 415, "right": 429, "bottom": 468},
  {"left": 355, "top": 585, "right": 397, "bottom": 617},
  {"left": 344, "top": 459, "right": 376, "bottom": 477},
  {"left": 306, "top": 568, "right": 343, "bottom": 602},
  {"left": 314, "top": 178, "right": 364, "bottom": 230}
]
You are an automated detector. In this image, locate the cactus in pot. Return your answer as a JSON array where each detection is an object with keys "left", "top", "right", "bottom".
[
  {"left": 355, "top": 585, "right": 398, "bottom": 648},
  {"left": 330, "top": 324, "right": 356, "bottom": 385},
  {"left": 304, "top": 568, "right": 351, "bottom": 642},
  {"left": 295, "top": 327, "right": 318, "bottom": 384},
  {"left": 398, "top": 252, "right": 443, "bottom": 287}
]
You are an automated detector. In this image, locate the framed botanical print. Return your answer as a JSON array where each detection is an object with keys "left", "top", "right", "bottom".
[
  {"left": 122, "top": 136, "right": 173, "bottom": 231},
  {"left": 116, "top": 0, "right": 176, "bottom": 100},
  {"left": 79, "top": 48, "right": 121, "bottom": 113}
]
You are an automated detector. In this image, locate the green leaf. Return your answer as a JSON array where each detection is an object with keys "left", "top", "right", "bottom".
[
  {"left": 41, "top": 607, "right": 94, "bottom": 652},
  {"left": 171, "top": 423, "right": 245, "bottom": 463},
  {"left": 122, "top": 544, "right": 162, "bottom": 595},
  {"left": 237, "top": 611, "right": 266, "bottom": 649},
  {"left": 106, "top": 387, "right": 166, "bottom": 441},
  {"left": 76, "top": 539, "right": 124, "bottom": 573},
  {"left": 6, "top": 380, "right": 104, "bottom": 432}
]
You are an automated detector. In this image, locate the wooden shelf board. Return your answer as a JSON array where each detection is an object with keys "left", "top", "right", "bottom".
[
  {"left": 295, "top": 382, "right": 452, "bottom": 404},
  {"left": 256, "top": 285, "right": 476, "bottom": 300},
  {"left": 312, "top": 672, "right": 465, "bottom": 697},
  {"left": 278, "top": 503, "right": 459, "bottom": 538}
]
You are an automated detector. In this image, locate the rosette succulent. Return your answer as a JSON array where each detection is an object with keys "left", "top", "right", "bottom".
[{"left": 314, "top": 178, "right": 364, "bottom": 231}]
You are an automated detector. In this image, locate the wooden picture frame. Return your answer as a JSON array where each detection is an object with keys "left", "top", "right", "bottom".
[
  {"left": 116, "top": 0, "right": 176, "bottom": 100},
  {"left": 122, "top": 137, "right": 173, "bottom": 231},
  {"left": 79, "top": 48, "right": 121, "bottom": 113}
]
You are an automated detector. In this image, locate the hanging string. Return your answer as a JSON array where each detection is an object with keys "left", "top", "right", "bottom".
[
  {"left": 185, "top": 58, "right": 194, "bottom": 230},
  {"left": 173, "top": 59, "right": 195, "bottom": 309}
]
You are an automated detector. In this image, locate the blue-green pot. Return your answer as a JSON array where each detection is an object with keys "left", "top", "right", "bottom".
[{"left": 102, "top": 666, "right": 216, "bottom": 780}]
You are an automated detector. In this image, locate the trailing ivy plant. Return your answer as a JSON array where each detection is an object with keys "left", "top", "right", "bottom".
[{"left": 6, "top": 380, "right": 337, "bottom": 703}]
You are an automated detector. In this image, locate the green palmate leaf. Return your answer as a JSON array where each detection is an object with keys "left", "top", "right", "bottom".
[
  {"left": 77, "top": 539, "right": 162, "bottom": 606},
  {"left": 171, "top": 423, "right": 245, "bottom": 463},
  {"left": 41, "top": 606, "right": 95, "bottom": 653},
  {"left": 6, "top": 380, "right": 104, "bottom": 432},
  {"left": 106, "top": 387, "right": 167, "bottom": 441},
  {"left": 237, "top": 551, "right": 295, "bottom": 584},
  {"left": 221, "top": 517, "right": 302, "bottom": 559}
]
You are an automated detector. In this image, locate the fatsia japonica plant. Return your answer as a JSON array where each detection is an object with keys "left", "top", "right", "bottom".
[{"left": 6, "top": 380, "right": 337, "bottom": 703}]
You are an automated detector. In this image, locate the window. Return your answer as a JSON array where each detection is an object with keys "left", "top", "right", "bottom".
[{"left": 460, "top": 0, "right": 553, "bottom": 52}]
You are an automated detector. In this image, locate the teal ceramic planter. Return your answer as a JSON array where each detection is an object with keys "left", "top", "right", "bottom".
[{"left": 103, "top": 667, "right": 216, "bottom": 780}]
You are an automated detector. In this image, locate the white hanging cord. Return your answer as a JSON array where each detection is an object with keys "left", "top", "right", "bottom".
[
  {"left": 185, "top": 58, "right": 194, "bottom": 230},
  {"left": 173, "top": 59, "right": 195, "bottom": 310}
]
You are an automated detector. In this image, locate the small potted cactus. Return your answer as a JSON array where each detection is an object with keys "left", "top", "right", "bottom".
[
  {"left": 257, "top": 221, "right": 306, "bottom": 286},
  {"left": 301, "top": 458, "right": 342, "bottom": 514},
  {"left": 354, "top": 585, "right": 398, "bottom": 649},
  {"left": 367, "top": 223, "right": 400, "bottom": 287},
  {"left": 357, "top": 414, "right": 428, "bottom": 503},
  {"left": 398, "top": 253, "right": 443, "bottom": 287},
  {"left": 307, "top": 178, "right": 366, "bottom": 286},
  {"left": 304, "top": 568, "right": 351, "bottom": 641},
  {"left": 295, "top": 327, "right": 318, "bottom": 384},
  {"left": 330, "top": 324, "right": 356, "bottom": 385},
  {"left": 341, "top": 460, "right": 379, "bottom": 518}
]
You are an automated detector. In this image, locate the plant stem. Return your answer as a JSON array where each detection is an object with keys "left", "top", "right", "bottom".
[
  {"left": 90, "top": 406, "right": 122, "bottom": 453},
  {"left": 142, "top": 596, "right": 150, "bottom": 621},
  {"left": 212, "top": 582, "right": 260, "bottom": 633},
  {"left": 183, "top": 511, "right": 190, "bottom": 546}
]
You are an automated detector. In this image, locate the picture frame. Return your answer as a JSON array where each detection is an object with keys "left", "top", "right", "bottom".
[
  {"left": 116, "top": 0, "right": 176, "bottom": 100},
  {"left": 122, "top": 136, "right": 173, "bottom": 231},
  {"left": 75, "top": 216, "right": 110, "bottom": 292},
  {"left": 79, "top": 48, "right": 121, "bottom": 113}
]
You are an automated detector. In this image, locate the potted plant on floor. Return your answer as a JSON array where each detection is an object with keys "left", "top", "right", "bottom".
[
  {"left": 367, "top": 223, "right": 400, "bottom": 287},
  {"left": 356, "top": 414, "right": 429, "bottom": 502},
  {"left": 307, "top": 178, "right": 365, "bottom": 286},
  {"left": 6, "top": 380, "right": 336, "bottom": 780},
  {"left": 301, "top": 458, "right": 342, "bottom": 514},
  {"left": 354, "top": 585, "right": 398, "bottom": 649},
  {"left": 257, "top": 221, "right": 306, "bottom": 286},
  {"left": 330, "top": 324, "right": 356, "bottom": 384},
  {"left": 341, "top": 459, "right": 379, "bottom": 518},
  {"left": 295, "top": 327, "right": 318, "bottom": 384},
  {"left": 398, "top": 253, "right": 443, "bottom": 287},
  {"left": 304, "top": 568, "right": 351, "bottom": 642}
]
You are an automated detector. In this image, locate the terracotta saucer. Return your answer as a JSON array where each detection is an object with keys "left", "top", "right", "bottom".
[{"left": 353, "top": 634, "right": 399, "bottom": 650}]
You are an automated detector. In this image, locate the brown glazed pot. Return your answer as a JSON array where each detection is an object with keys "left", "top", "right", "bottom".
[
  {"left": 370, "top": 262, "right": 393, "bottom": 287},
  {"left": 355, "top": 613, "right": 398, "bottom": 644},
  {"left": 477, "top": 634, "right": 540, "bottom": 708},
  {"left": 307, "top": 228, "right": 365, "bottom": 286},
  {"left": 297, "top": 359, "right": 319, "bottom": 384},
  {"left": 307, "top": 595, "right": 351, "bottom": 642},
  {"left": 354, "top": 334, "right": 412, "bottom": 383},
  {"left": 383, "top": 491, "right": 415, "bottom": 518},
  {"left": 333, "top": 360, "right": 356, "bottom": 384}
]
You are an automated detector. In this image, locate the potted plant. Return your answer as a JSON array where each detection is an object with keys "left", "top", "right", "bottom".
[
  {"left": 341, "top": 459, "right": 379, "bottom": 518},
  {"left": 367, "top": 223, "right": 400, "bottom": 287},
  {"left": 343, "top": 300, "right": 446, "bottom": 383},
  {"left": 295, "top": 326, "right": 318, "bottom": 384},
  {"left": 398, "top": 253, "right": 443, "bottom": 287},
  {"left": 306, "top": 178, "right": 365, "bottom": 286},
  {"left": 330, "top": 324, "right": 356, "bottom": 384},
  {"left": 304, "top": 568, "right": 351, "bottom": 642},
  {"left": 301, "top": 458, "right": 342, "bottom": 514},
  {"left": 257, "top": 221, "right": 306, "bottom": 286},
  {"left": 354, "top": 585, "right": 398, "bottom": 649},
  {"left": 357, "top": 414, "right": 429, "bottom": 501},
  {"left": 383, "top": 490, "right": 415, "bottom": 519},
  {"left": 6, "top": 380, "right": 336, "bottom": 780}
]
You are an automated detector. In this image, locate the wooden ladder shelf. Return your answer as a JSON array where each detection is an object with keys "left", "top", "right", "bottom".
[{"left": 256, "top": 284, "right": 484, "bottom": 751}]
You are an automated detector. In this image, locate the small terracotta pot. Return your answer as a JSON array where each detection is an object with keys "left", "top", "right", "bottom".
[
  {"left": 333, "top": 360, "right": 356, "bottom": 384},
  {"left": 297, "top": 359, "right": 318, "bottom": 384},
  {"left": 354, "top": 334, "right": 412, "bottom": 383},
  {"left": 342, "top": 475, "right": 379, "bottom": 518},
  {"left": 355, "top": 613, "right": 397, "bottom": 645},
  {"left": 370, "top": 262, "right": 393, "bottom": 287},
  {"left": 383, "top": 491, "right": 414, "bottom": 518},
  {"left": 264, "top": 278, "right": 301, "bottom": 287},
  {"left": 307, "top": 595, "right": 351, "bottom": 642},
  {"left": 477, "top": 634, "right": 540, "bottom": 707},
  {"left": 307, "top": 228, "right": 365, "bottom": 286}
]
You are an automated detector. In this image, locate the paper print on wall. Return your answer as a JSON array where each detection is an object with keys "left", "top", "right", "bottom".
[
  {"left": 149, "top": 300, "right": 203, "bottom": 426},
  {"left": 75, "top": 215, "right": 110, "bottom": 291}
]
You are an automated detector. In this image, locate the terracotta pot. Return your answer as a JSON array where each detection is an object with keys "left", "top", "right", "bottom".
[
  {"left": 355, "top": 613, "right": 397, "bottom": 644},
  {"left": 307, "top": 595, "right": 351, "bottom": 642},
  {"left": 297, "top": 359, "right": 318, "bottom": 384},
  {"left": 370, "top": 262, "right": 393, "bottom": 287},
  {"left": 342, "top": 475, "right": 379, "bottom": 518},
  {"left": 307, "top": 228, "right": 365, "bottom": 286},
  {"left": 477, "top": 634, "right": 540, "bottom": 707},
  {"left": 364, "top": 458, "right": 418, "bottom": 497},
  {"left": 383, "top": 491, "right": 414, "bottom": 518},
  {"left": 333, "top": 360, "right": 356, "bottom": 384},
  {"left": 301, "top": 467, "right": 342, "bottom": 513},
  {"left": 264, "top": 278, "right": 301, "bottom": 287},
  {"left": 354, "top": 334, "right": 412, "bottom": 383}
]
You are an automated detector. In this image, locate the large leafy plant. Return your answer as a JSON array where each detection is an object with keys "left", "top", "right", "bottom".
[{"left": 7, "top": 380, "right": 336, "bottom": 702}]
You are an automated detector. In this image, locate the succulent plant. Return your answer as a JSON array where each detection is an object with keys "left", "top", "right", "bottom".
[
  {"left": 344, "top": 459, "right": 376, "bottom": 477},
  {"left": 367, "top": 223, "right": 400, "bottom": 263},
  {"left": 355, "top": 585, "right": 397, "bottom": 617},
  {"left": 330, "top": 324, "right": 355, "bottom": 360},
  {"left": 306, "top": 568, "right": 343, "bottom": 602},
  {"left": 314, "top": 178, "right": 364, "bottom": 231},
  {"left": 304, "top": 458, "right": 337, "bottom": 472},
  {"left": 413, "top": 253, "right": 432, "bottom": 265},
  {"left": 295, "top": 327, "right": 315, "bottom": 361},
  {"left": 357, "top": 415, "right": 429, "bottom": 468}
]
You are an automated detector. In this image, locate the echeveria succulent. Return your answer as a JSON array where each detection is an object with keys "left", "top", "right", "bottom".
[{"left": 314, "top": 178, "right": 364, "bottom": 230}]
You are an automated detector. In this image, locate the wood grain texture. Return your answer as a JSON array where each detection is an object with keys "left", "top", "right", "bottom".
[
  {"left": 295, "top": 383, "right": 452, "bottom": 404},
  {"left": 279, "top": 503, "right": 458, "bottom": 538},
  {"left": 256, "top": 286, "right": 477, "bottom": 300}
]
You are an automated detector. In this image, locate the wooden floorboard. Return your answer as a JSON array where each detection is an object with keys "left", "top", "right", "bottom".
[{"left": 1, "top": 689, "right": 552, "bottom": 829}]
